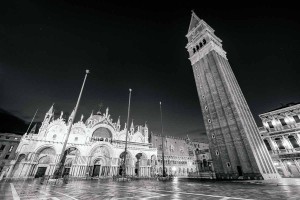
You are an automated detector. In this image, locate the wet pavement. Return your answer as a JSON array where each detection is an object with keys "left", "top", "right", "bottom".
[{"left": 1, "top": 178, "right": 300, "bottom": 199}]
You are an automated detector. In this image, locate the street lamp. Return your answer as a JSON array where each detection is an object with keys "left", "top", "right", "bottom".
[
  {"left": 54, "top": 69, "right": 90, "bottom": 179},
  {"left": 122, "top": 88, "right": 132, "bottom": 178}
]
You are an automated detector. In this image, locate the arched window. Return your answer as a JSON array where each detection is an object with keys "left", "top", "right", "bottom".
[
  {"left": 275, "top": 138, "right": 285, "bottom": 149},
  {"left": 193, "top": 48, "right": 196, "bottom": 54},
  {"left": 264, "top": 139, "right": 272, "bottom": 151},
  {"left": 196, "top": 45, "right": 199, "bottom": 51},
  {"left": 203, "top": 39, "right": 206, "bottom": 44},
  {"left": 288, "top": 135, "right": 299, "bottom": 148},
  {"left": 53, "top": 134, "right": 57, "bottom": 140},
  {"left": 199, "top": 42, "right": 203, "bottom": 48}
]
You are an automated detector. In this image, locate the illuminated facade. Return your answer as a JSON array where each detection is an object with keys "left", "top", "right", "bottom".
[
  {"left": 149, "top": 134, "right": 204, "bottom": 176},
  {"left": 6, "top": 105, "right": 156, "bottom": 179},
  {"left": 0, "top": 133, "right": 22, "bottom": 180},
  {"left": 259, "top": 103, "right": 300, "bottom": 177},
  {"left": 186, "top": 11, "right": 279, "bottom": 180}
]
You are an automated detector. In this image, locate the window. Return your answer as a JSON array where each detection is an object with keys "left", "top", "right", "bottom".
[
  {"left": 203, "top": 39, "right": 206, "bottom": 44},
  {"left": 4, "top": 155, "right": 9, "bottom": 159},
  {"left": 6, "top": 137, "right": 9, "bottom": 139},
  {"left": 215, "top": 150, "right": 219, "bottom": 156},
  {"left": 205, "top": 106, "right": 208, "bottom": 110},
  {"left": 0, "top": 145, "right": 5, "bottom": 151},
  {"left": 8, "top": 145, "right": 14, "bottom": 152},
  {"left": 267, "top": 122, "right": 274, "bottom": 129},
  {"left": 75, "top": 137, "right": 78, "bottom": 141},
  {"left": 293, "top": 115, "right": 300, "bottom": 123},
  {"left": 226, "top": 162, "right": 231, "bottom": 167},
  {"left": 279, "top": 118, "right": 287, "bottom": 126},
  {"left": 199, "top": 42, "right": 203, "bottom": 48},
  {"left": 193, "top": 48, "right": 196, "bottom": 53},
  {"left": 196, "top": 45, "right": 199, "bottom": 50},
  {"left": 208, "top": 119, "right": 211, "bottom": 123},
  {"left": 212, "top": 134, "right": 215, "bottom": 138}
]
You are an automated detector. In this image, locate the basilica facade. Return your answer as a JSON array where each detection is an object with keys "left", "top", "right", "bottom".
[{"left": 6, "top": 105, "right": 157, "bottom": 179}]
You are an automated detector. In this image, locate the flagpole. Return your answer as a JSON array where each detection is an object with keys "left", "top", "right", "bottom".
[
  {"left": 122, "top": 88, "right": 132, "bottom": 178},
  {"left": 54, "top": 69, "right": 89, "bottom": 179},
  {"left": 160, "top": 101, "right": 166, "bottom": 177},
  {"left": 25, "top": 109, "right": 38, "bottom": 135}
]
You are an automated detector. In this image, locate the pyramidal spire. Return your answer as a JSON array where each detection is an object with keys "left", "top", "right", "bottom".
[
  {"left": 130, "top": 120, "right": 134, "bottom": 129},
  {"left": 188, "top": 10, "right": 201, "bottom": 33},
  {"left": 47, "top": 103, "right": 54, "bottom": 114},
  {"left": 30, "top": 123, "right": 37, "bottom": 134}
]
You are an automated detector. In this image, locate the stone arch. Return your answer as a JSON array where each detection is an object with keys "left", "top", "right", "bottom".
[
  {"left": 11, "top": 154, "right": 26, "bottom": 178},
  {"left": 90, "top": 123, "right": 115, "bottom": 140}
]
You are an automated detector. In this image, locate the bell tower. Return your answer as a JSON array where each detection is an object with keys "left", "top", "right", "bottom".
[{"left": 186, "top": 11, "right": 279, "bottom": 180}]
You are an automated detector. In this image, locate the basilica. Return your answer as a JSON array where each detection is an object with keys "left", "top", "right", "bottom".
[{"left": 6, "top": 105, "right": 157, "bottom": 179}]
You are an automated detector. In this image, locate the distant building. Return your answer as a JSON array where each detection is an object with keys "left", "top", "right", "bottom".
[
  {"left": 191, "top": 139, "right": 213, "bottom": 174},
  {"left": 6, "top": 105, "right": 156, "bottom": 179},
  {"left": 149, "top": 133, "right": 209, "bottom": 176},
  {"left": 259, "top": 102, "right": 300, "bottom": 178},
  {"left": 0, "top": 133, "right": 22, "bottom": 180}
]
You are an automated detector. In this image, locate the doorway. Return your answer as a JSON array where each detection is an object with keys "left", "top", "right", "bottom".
[
  {"left": 92, "top": 165, "right": 100, "bottom": 177},
  {"left": 237, "top": 166, "right": 243, "bottom": 176},
  {"left": 35, "top": 167, "right": 47, "bottom": 178}
]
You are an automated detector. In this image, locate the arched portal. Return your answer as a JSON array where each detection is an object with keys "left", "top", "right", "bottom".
[
  {"left": 92, "top": 158, "right": 105, "bottom": 177},
  {"left": 119, "top": 151, "right": 133, "bottom": 176},
  {"left": 62, "top": 147, "right": 80, "bottom": 176},
  {"left": 34, "top": 147, "right": 56, "bottom": 178},
  {"left": 12, "top": 154, "right": 26, "bottom": 178},
  {"left": 135, "top": 153, "right": 147, "bottom": 176}
]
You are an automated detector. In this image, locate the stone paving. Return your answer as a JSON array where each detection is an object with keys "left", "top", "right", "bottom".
[{"left": 1, "top": 178, "right": 300, "bottom": 199}]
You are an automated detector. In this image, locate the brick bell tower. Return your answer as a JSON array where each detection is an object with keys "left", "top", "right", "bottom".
[{"left": 185, "top": 11, "right": 279, "bottom": 180}]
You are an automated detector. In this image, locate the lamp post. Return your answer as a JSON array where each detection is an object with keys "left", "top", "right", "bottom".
[
  {"left": 160, "top": 101, "right": 166, "bottom": 177},
  {"left": 54, "top": 69, "right": 90, "bottom": 179},
  {"left": 122, "top": 88, "right": 132, "bottom": 178}
]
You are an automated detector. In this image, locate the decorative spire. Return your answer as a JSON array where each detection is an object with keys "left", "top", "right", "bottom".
[
  {"left": 80, "top": 114, "right": 84, "bottom": 122},
  {"left": 117, "top": 116, "right": 120, "bottom": 125},
  {"left": 68, "top": 109, "right": 75, "bottom": 124},
  {"left": 59, "top": 111, "right": 64, "bottom": 119},
  {"left": 47, "top": 103, "right": 54, "bottom": 114},
  {"left": 90, "top": 110, "right": 94, "bottom": 118},
  {"left": 30, "top": 124, "right": 37, "bottom": 134},
  {"left": 130, "top": 120, "right": 134, "bottom": 129},
  {"left": 105, "top": 107, "right": 109, "bottom": 117}
]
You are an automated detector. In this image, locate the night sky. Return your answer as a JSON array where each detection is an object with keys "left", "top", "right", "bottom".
[{"left": 0, "top": 1, "right": 299, "bottom": 141}]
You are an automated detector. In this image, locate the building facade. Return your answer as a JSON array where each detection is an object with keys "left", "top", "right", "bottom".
[
  {"left": 149, "top": 134, "right": 204, "bottom": 176},
  {"left": 0, "top": 133, "right": 22, "bottom": 180},
  {"left": 6, "top": 105, "right": 157, "bottom": 179},
  {"left": 191, "top": 139, "right": 213, "bottom": 173},
  {"left": 185, "top": 11, "right": 279, "bottom": 180},
  {"left": 259, "top": 103, "right": 300, "bottom": 177}
]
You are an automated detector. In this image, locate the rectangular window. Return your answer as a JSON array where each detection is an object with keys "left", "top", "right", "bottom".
[
  {"left": 0, "top": 145, "right": 5, "bottom": 151},
  {"left": 267, "top": 122, "right": 274, "bottom": 129},
  {"left": 9, "top": 145, "right": 14, "bottom": 152},
  {"left": 4, "top": 155, "right": 9, "bottom": 159},
  {"left": 293, "top": 115, "right": 300, "bottom": 123},
  {"left": 279, "top": 118, "right": 287, "bottom": 126}
]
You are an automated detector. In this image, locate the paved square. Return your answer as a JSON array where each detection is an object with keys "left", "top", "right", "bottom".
[{"left": 1, "top": 178, "right": 300, "bottom": 199}]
